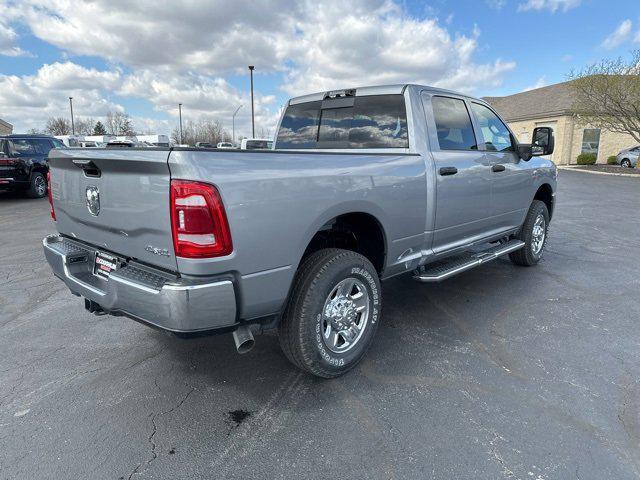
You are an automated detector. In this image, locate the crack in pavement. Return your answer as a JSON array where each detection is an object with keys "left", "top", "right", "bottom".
[{"left": 127, "top": 385, "right": 196, "bottom": 479}]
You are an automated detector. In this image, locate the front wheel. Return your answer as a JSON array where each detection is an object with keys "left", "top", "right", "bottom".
[
  {"left": 621, "top": 159, "right": 632, "bottom": 168},
  {"left": 509, "top": 200, "right": 549, "bottom": 267},
  {"left": 278, "top": 248, "right": 382, "bottom": 378}
]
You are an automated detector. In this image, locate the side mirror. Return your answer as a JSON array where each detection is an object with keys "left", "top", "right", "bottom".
[
  {"left": 517, "top": 127, "right": 554, "bottom": 161},
  {"left": 532, "top": 127, "right": 554, "bottom": 156}
]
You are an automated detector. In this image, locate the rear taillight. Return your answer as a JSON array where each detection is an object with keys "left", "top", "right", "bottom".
[
  {"left": 47, "top": 171, "right": 56, "bottom": 221},
  {"left": 170, "top": 180, "right": 232, "bottom": 258}
]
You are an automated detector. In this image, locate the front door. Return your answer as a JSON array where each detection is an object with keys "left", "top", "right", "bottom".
[
  {"left": 469, "top": 102, "right": 531, "bottom": 232},
  {"left": 422, "top": 93, "right": 493, "bottom": 253}
]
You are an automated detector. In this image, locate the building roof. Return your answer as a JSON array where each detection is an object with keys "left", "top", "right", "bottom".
[
  {"left": 484, "top": 80, "right": 577, "bottom": 122},
  {"left": 0, "top": 118, "right": 12, "bottom": 129}
]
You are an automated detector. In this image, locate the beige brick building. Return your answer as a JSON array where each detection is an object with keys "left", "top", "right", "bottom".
[
  {"left": 0, "top": 118, "right": 12, "bottom": 135},
  {"left": 485, "top": 80, "right": 638, "bottom": 165}
]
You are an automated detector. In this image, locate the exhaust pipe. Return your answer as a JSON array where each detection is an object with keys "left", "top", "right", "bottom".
[{"left": 232, "top": 325, "right": 255, "bottom": 354}]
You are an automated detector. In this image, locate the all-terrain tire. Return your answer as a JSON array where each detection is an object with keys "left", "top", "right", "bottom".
[
  {"left": 509, "top": 200, "right": 550, "bottom": 267},
  {"left": 278, "top": 248, "right": 382, "bottom": 378}
]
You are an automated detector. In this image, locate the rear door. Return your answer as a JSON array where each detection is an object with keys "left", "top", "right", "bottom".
[
  {"left": 5, "top": 138, "right": 40, "bottom": 182},
  {"left": 49, "top": 148, "right": 177, "bottom": 271},
  {"left": 422, "top": 93, "right": 493, "bottom": 253},
  {"left": 469, "top": 102, "right": 530, "bottom": 231}
]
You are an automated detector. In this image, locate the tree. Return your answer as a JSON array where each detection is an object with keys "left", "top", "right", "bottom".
[
  {"left": 568, "top": 50, "right": 640, "bottom": 143},
  {"left": 45, "top": 117, "right": 71, "bottom": 135},
  {"left": 93, "top": 121, "right": 107, "bottom": 135},
  {"left": 106, "top": 110, "right": 136, "bottom": 136},
  {"left": 74, "top": 117, "right": 96, "bottom": 135},
  {"left": 170, "top": 118, "right": 230, "bottom": 146}
]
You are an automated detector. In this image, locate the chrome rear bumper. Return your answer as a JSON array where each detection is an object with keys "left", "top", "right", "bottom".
[{"left": 43, "top": 235, "right": 237, "bottom": 333}]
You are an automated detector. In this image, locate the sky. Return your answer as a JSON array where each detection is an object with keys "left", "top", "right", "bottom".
[{"left": 0, "top": 0, "right": 638, "bottom": 138}]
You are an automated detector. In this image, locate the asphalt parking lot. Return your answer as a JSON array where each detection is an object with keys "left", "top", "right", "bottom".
[{"left": 1, "top": 170, "right": 639, "bottom": 480}]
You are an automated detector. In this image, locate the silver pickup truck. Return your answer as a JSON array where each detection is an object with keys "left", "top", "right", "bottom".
[{"left": 43, "top": 84, "right": 556, "bottom": 378}]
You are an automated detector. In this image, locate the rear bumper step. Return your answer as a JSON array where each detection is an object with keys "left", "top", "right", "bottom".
[
  {"left": 413, "top": 240, "right": 525, "bottom": 283},
  {"left": 43, "top": 235, "right": 238, "bottom": 333}
]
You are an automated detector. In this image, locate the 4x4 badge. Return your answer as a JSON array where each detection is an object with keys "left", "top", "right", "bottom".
[{"left": 86, "top": 186, "right": 100, "bottom": 216}]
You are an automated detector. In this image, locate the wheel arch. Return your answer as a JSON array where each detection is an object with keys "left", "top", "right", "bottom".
[
  {"left": 296, "top": 203, "right": 389, "bottom": 276},
  {"left": 533, "top": 183, "right": 554, "bottom": 219}
]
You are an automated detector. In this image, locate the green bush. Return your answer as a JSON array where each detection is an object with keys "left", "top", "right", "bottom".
[
  {"left": 576, "top": 153, "right": 597, "bottom": 165},
  {"left": 607, "top": 156, "right": 618, "bottom": 165}
]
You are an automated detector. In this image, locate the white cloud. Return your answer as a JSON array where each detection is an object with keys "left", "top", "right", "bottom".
[
  {"left": 486, "top": 0, "right": 507, "bottom": 10},
  {"left": 281, "top": 1, "right": 515, "bottom": 96},
  {"left": 0, "top": 20, "right": 31, "bottom": 57},
  {"left": 0, "top": 62, "right": 124, "bottom": 132},
  {"left": 4, "top": 0, "right": 516, "bottom": 136},
  {"left": 523, "top": 76, "right": 546, "bottom": 91},
  {"left": 517, "top": 0, "right": 581, "bottom": 13},
  {"left": 119, "top": 71, "right": 279, "bottom": 137},
  {"left": 16, "top": 0, "right": 299, "bottom": 75},
  {"left": 601, "top": 19, "right": 633, "bottom": 50}
]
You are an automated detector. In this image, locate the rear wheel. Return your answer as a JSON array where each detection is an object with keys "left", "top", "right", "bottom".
[
  {"left": 509, "top": 200, "right": 549, "bottom": 267},
  {"left": 26, "top": 172, "right": 47, "bottom": 198},
  {"left": 621, "top": 159, "right": 632, "bottom": 168},
  {"left": 278, "top": 248, "right": 381, "bottom": 378}
]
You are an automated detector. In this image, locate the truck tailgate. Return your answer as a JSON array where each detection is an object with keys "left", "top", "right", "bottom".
[{"left": 49, "top": 148, "right": 177, "bottom": 271}]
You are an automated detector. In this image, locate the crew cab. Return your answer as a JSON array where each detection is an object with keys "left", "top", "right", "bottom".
[
  {"left": 43, "top": 84, "right": 556, "bottom": 378},
  {"left": 0, "top": 134, "right": 64, "bottom": 198}
]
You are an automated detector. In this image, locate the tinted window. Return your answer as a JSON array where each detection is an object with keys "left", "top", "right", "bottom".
[
  {"left": 31, "top": 139, "right": 54, "bottom": 155},
  {"left": 9, "top": 139, "right": 37, "bottom": 156},
  {"left": 470, "top": 103, "right": 513, "bottom": 152},
  {"left": 0, "top": 140, "right": 7, "bottom": 155},
  {"left": 276, "top": 101, "right": 322, "bottom": 149},
  {"left": 245, "top": 140, "right": 271, "bottom": 149},
  {"left": 431, "top": 96, "right": 477, "bottom": 151},
  {"left": 51, "top": 138, "right": 65, "bottom": 149},
  {"left": 276, "top": 95, "right": 408, "bottom": 149}
]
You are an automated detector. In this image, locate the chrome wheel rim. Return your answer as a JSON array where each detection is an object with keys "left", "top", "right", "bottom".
[
  {"left": 321, "top": 277, "right": 370, "bottom": 354},
  {"left": 531, "top": 213, "right": 546, "bottom": 256},
  {"left": 35, "top": 175, "right": 46, "bottom": 196}
]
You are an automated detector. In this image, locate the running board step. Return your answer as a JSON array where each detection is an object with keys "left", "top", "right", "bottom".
[{"left": 413, "top": 240, "right": 525, "bottom": 283}]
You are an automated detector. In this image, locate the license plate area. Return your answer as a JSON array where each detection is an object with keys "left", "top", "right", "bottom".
[{"left": 93, "top": 251, "right": 120, "bottom": 280}]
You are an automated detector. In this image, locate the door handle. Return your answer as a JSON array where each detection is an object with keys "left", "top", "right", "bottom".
[
  {"left": 491, "top": 164, "right": 506, "bottom": 172},
  {"left": 439, "top": 166, "right": 458, "bottom": 176}
]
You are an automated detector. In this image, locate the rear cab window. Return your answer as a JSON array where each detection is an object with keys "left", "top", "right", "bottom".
[
  {"left": 276, "top": 94, "right": 409, "bottom": 149},
  {"left": 431, "top": 96, "right": 477, "bottom": 151}
]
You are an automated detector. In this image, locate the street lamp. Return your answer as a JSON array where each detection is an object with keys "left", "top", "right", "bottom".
[
  {"left": 69, "top": 97, "right": 75, "bottom": 135},
  {"left": 248, "top": 65, "right": 255, "bottom": 138},
  {"left": 232, "top": 104, "right": 243, "bottom": 145},
  {"left": 178, "top": 103, "right": 183, "bottom": 145}
]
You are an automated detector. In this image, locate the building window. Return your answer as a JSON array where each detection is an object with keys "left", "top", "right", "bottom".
[{"left": 581, "top": 129, "right": 601, "bottom": 155}]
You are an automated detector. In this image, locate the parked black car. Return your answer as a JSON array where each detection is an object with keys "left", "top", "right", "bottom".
[{"left": 0, "top": 134, "right": 65, "bottom": 198}]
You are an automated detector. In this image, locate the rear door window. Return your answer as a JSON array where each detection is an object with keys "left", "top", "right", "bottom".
[
  {"left": 431, "top": 96, "right": 477, "bottom": 151},
  {"left": 276, "top": 94, "right": 409, "bottom": 149},
  {"left": 31, "top": 139, "right": 54, "bottom": 155},
  {"left": 9, "top": 139, "right": 37, "bottom": 157}
]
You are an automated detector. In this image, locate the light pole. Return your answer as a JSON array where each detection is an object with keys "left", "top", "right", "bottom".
[
  {"left": 248, "top": 65, "right": 255, "bottom": 138},
  {"left": 232, "top": 104, "right": 243, "bottom": 145},
  {"left": 178, "top": 103, "right": 183, "bottom": 145},
  {"left": 69, "top": 97, "right": 75, "bottom": 135}
]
